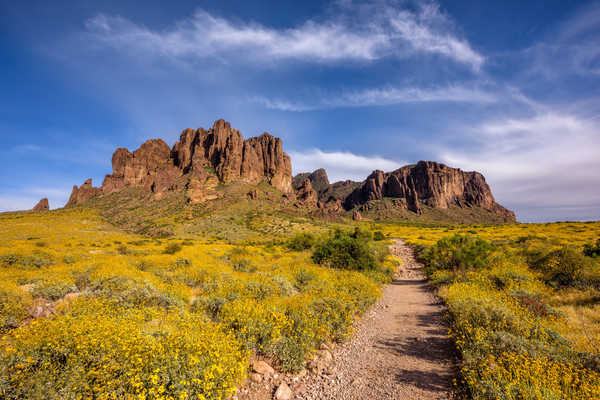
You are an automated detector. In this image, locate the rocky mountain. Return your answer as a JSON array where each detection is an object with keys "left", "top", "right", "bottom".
[
  {"left": 64, "top": 119, "right": 514, "bottom": 223},
  {"left": 32, "top": 198, "right": 49, "bottom": 211},
  {"left": 293, "top": 168, "right": 330, "bottom": 193},
  {"left": 66, "top": 119, "right": 292, "bottom": 206},
  {"left": 344, "top": 161, "right": 515, "bottom": 222}
]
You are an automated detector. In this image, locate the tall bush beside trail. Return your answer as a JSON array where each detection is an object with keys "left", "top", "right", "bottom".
[
  {"left": 312, "top": 230, "right": 379, "bottom": 271},
  {"left": 583, "top": 239, "right": 600, "bottom": 258},
  {"left": 422, "top": 234, "right": 494, "bottom": 272}
]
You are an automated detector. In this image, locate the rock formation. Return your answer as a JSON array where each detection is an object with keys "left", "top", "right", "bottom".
[
  {"left": 295, "top": 179, "right": 319, "bottom": 206},
  {"left": 293, "top": 168, "right": 330, "bottom": 193},
  {"left": 66, "top": 119, "right": 293, "bottom": 206},
  {"left": 66, "top": 179, "right": 102, "bottom": 207},
  {"left": 32, "top": 198, "right": 49, "bottom": 211},
  {"left": 344, "top": 161, "right": 515, "bottom": 221},
  {"left": 62, "top": 119, "right": 514, "bottom": 223}
]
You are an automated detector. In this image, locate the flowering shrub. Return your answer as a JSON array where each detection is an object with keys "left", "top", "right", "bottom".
[
  {"left": 0, "top": 299, "right": 248, "bottom": 400},
  {"left": 421, "top": 234, "right": 600, "bottom": 399}
]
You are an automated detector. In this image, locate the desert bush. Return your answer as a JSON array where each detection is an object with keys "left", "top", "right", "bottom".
[
  {"left": 162, "top": 242, "right": 182, "bottom": 255},
  {"left": 312, "top": 230, "right": 379, "bottom": 271},
  {"left": 0, "top": 283, "right": 32, "bottom": 332},
  {"left": 287, "top": 232, "right": 316, "bottom": 251},
  {"left": 531, "top": 246, "right": 591, "bottom": 287},
  {"left": 0, "top": 300, "right": 248, "bottom": 400},
  {"left": 31, "top": 281, "right": 78, "bottom": 301},
  {"left": 422, "top": 234, "right": 494, "bottom": 272},
  {"left": 373, "top": 231, "right": 386, "bottom": 241},
  {"left": 89, "top": 276, "right": 183, "bottom": 309},
  {"left": 294, "top": 269, "right": 315, "bottom": 289},
  {"left": 0, "top": 253, "right": 53, "bottom": 269},
  {"left": 583, "top": 239, "right": 600, "bottom": 258}
]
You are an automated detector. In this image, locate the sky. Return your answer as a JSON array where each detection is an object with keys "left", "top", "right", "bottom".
[{"left": 0, "top": 0, "right": 599, "bottom": 222}]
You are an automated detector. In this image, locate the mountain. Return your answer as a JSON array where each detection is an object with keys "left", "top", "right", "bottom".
[
  {"left": 64, "top": 119, "right": 515, "bottom": 224},
  {"left": 344, "top": 161, "right": 515, "bottom": 222},
  {"left": 66, "top": 119, "right": 292, "bottom": 206}
]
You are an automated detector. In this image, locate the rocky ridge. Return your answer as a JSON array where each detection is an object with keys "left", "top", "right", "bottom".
[
  {"left": 66, "top": 119, "right": 293, "bottom": 206},
  {"left": 343, "top": 161, "right": 515, "bottom": 222},
  {"left": 64, "top": 119, "right": 515, "bottom": 223}
]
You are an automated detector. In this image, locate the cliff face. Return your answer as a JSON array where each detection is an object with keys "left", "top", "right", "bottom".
[
  {"left": 66, "top": 119, "right": 293, "bottom": 206},
  {"left": 344, "top": 161, "right": 515, "bottom": 221}
]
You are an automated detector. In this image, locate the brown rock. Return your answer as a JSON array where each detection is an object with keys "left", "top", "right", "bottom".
[
  {"left": 296, "top": 179, "right": 318, "bottom": 206},
  {"left": 344, "top": 161, "right": 515, "bottom": 221},
  {"left": 250, "top": 373, "right": 263, "bottom": 383},
  {"left": 247, "top": 189, "right": 258, "bottom": 200},
  {"left": 352, "top": 210, "right": 362, "bottom": 221},
  {"left": 65, "top": 178, "right": 102, "bottom": 207},
  {"left": 274, "top": 382, "right": 292, "bottom": 400},
  {"left": 252, "top": 360, "right": 275, "bottom": 376},
  {"left": 32, "top": 198, "right": 49, "bottom": 211}
]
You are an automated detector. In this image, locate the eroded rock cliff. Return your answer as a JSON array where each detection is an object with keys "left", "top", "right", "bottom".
[
  {"left": 66, "top": 119, "right": 293, "bottom": 206},
  {"left": 344, "top": 161, "right": 515, "bottom": 221}
]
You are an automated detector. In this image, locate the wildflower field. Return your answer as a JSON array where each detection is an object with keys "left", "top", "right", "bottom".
[
  {"left": 377, "top": 221, "right": 600, "bottom": 399},
  {"left": 0, "top": 208, "right": 393, "bottom": 399},
  {"left": 1, "top": 206, "right": 599, "bottom": 400}
]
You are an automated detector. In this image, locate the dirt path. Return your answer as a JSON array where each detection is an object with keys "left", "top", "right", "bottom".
[{"left": 296, "top": 239, "right": 456, "bottom": 400}]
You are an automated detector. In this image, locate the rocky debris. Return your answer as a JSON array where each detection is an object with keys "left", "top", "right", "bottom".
[
  {"left": 32, "top": 198, "right": 49, "bottom": 211},
  {"left": 344, "top": 161, "right": 515, "bottom": 221},
  {"left": 65, "top": 178, "right": 102, "bottom": 207},
  {"left": 66, "top": 119, "right": 293, "bottom": 206},
  {"left": 251, "top": 360, "right": 275, "bottom": 377},
  {"left": 274, "top": 382, "right": 292, "bottom": 400},
  {"left": 352, "top": 210, "right": 362, "bottom": 221}
]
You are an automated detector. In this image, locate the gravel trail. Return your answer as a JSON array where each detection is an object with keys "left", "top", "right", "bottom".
[{"left": 297, "top": 239, "right": 456, "bottom": 400}]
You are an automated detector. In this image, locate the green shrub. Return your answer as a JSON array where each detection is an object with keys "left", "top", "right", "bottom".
[
  {"left": 422, "top": 234, "right": 494, "bottom": 272},
  {"left": 583, "top": 239, "right": 600, "bottom": 258},
  {"left": 531, "top": 246, "right": 591, "bottom": 287},
  {"left": 373, "top": 231, "right": 385, "bottom": 241},
  {"left": 163, "top": 242, "right": 182, "bottom": 255},
  {"left": 287, "top": 232, "right": 317, "bottom": 251},
  {"left": 31, "top": 282, "right": 78, "bottom": 301},
  {"left": 312, "top": 230, "right": 379, "bottom": 271}
]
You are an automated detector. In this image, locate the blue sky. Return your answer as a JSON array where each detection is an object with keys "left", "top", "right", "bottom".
[{"left": 1, "top": 0, "right": 599, "bottom": 222}]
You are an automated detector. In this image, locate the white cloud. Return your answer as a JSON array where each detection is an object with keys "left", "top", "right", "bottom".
[
  {"left": 253, "top": 85, "right": 496, "bottom": 111},
  {"left": 289, "top": 149, "right": 405, "bottom": 182},
  {"left": 440, "top": 112, "right": 600, "bottom": 220},
  {"left": 85, "top": 2, "right": 483, "bottom": 69}
]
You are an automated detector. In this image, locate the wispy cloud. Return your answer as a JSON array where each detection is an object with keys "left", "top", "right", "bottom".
[
  {"left": 289, "top": 149, "right": 404, "bottom": 182},
  {"left": 440, "top": 111, "right": 600, "bottom": 220},
  {"left": 85, "top": 1, "right": 483, "bottom": 69},
  {"left": 253, "top": 85, "right": 497, "bottom": 111}
]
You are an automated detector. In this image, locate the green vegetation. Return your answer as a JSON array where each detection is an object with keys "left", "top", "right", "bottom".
[
  {"left": 584, "top": 239, "right": 600, "bottom": 258},
  {"left": 411, "top": 232, "right": 600, "bottom": 399}
]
